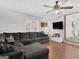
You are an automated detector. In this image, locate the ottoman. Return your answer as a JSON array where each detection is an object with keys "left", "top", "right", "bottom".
[{"left": 21, "top": 43, "right": 49, "bottom": 59}]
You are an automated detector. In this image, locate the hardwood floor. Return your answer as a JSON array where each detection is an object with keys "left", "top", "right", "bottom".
[{"left": 43, "top": 40, "right": 79, "bottom": 59}]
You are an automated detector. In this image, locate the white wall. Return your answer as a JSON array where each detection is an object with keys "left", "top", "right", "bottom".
[
  {"left": 40, "top": 15, "right": 64, "bottom": 42},
  {"left": 25, "top": 16, "right": 41, "bottom": 32},
  {"left": 0, "top": 10, "right": 25, "bottom": 32},
  {"left": 0, "top": 10, "right": 41, "bottom": 33},
  {"left": 44, "top": 15, "right": 64, "bottom": 35}
]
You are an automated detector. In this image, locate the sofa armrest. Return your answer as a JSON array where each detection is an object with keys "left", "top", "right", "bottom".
[{"left": 3, "top": 50, "right": 24, "bottom": 59}]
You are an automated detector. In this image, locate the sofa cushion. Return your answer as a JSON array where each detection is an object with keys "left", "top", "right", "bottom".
[
  {"left": 14, "top": 33, "right": 21, "bottom": 41},
  {"left": 6, "top": 36, "right": 15, "bottom": 44},
  {"left": 21, "top": 39, "right": 33, "bottom": 45},
  {"left": 20, "top": 33, "right": 30, "bottom": 40},
  {"left": 29, "top": 32, "right": 37, "bottom": 38},
  {"left": 40, "top": 32, "right": 45, "bottom": 36},
  {"left": 36, "top": 32, "right": 41, "bottom": 37},
  {"left": 40, "top": 32, "right": 48, "bottom": 37}
]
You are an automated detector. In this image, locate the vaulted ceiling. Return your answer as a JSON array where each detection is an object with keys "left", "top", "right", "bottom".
[{"left": 0, "top": 0, "right": 79, "bottom": 18}]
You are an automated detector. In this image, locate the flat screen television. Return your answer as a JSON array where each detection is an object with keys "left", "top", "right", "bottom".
[{"left": 53, "top": 21, "right": 63, "bottom": 29}]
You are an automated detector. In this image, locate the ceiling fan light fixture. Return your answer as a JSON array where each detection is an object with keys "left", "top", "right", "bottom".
[
  {"left": 54, "top": 10, "right": 60, "bottom": 14},
  {"left": 44, "top": 0, "right": 73, "bottom": 14}
]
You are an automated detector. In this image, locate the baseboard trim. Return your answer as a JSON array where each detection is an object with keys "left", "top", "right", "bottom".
[{"left": 64, "top": 40, "right": 79, "bottom": 46}]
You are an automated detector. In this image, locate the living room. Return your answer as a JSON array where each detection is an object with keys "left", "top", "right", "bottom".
[{"left": 0, "top": 0, "right": 79, "bottom": 59}]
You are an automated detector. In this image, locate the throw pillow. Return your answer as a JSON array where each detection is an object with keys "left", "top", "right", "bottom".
[
  {"left": 0, "top": 35, "right": 16, "bottom": 54},
  {"left": 6, "top": 36, "right": 15, "bottom": 45}
]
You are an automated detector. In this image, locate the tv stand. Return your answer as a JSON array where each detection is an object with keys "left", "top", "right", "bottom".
[{"left": 51, "top": 34, "right": 63, "bottom": 43}]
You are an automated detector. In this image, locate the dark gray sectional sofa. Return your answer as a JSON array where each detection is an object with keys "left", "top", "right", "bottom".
[
  {"left": 3, "top": 32, "right": 49, "bottom": 45},
  {"left": 1, "top": 43, "right": 49, "bottom": 59},
  {"left": 0, "top": 32, "right": 49, "bottom": 59}
]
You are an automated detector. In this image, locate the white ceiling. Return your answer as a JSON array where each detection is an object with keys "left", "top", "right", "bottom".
[{"left": 0, "top": 0, "right": 79, "bottom": 18}]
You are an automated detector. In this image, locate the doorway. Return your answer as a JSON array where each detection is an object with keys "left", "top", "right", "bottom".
[{"left": 64, "top": 12, "right": 79, "bottom": 44}]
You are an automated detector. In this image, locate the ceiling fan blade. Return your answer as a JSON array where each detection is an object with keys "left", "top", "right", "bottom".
[
  {"left": 60, "top": 6, "right": 73, "bottom": 9},
  {"left": 43, "top": 5, "right": 53, "bottom": 8},
  {"left": 46, "top": 10, "right": 55, "bottom": 13},
  {"left": 59, "top": 0, "right": 68, "bottom": 4}
]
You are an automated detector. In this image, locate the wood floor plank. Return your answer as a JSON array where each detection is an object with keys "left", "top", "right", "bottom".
[{"left": 43, "top": 40, "right": 79, "bottom": 59}]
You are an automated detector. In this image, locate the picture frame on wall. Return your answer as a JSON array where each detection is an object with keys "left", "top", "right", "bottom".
[{"left": 41, "top": 22, "right": 48, "bottom": 28}]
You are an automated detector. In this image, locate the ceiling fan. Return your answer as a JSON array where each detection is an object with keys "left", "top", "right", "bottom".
[{"left": 44, "top": 1, "right": 73, "bottom": 14}]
